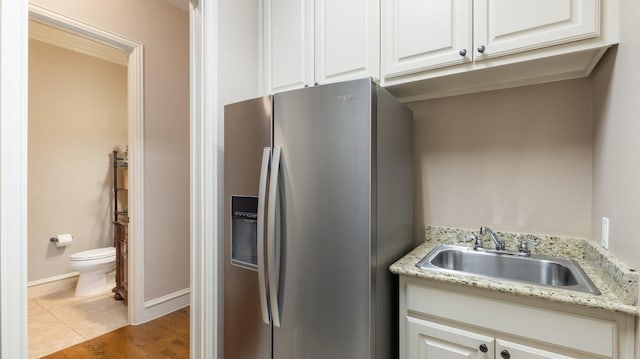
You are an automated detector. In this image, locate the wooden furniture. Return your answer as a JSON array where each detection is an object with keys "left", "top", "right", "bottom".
[
  {"left": 112, "top": 149, "right": 128, "bottom": 302},
  {"left": 399, "top": 277, "right": 635, "bottom": 359},
  {"left": 113, "top": 222, "right": 128, "bottom": 303}
]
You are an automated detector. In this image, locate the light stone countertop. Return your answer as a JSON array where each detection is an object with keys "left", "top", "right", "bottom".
[{"left": 390, "top": 226, "right": 639, "bottom": 316}]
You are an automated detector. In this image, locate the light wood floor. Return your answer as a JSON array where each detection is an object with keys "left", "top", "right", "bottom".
[{"left": 43, "top": 307, "right": 189, "bottom": 359}]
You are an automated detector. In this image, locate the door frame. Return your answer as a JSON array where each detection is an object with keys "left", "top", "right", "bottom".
[
  {"left": 0, "top": 2, "right": 145, "bottom": 356},
  {"left": 0, "top": 0, "right": 29, "bottom": 357},
  {"left": 0, "top": 1, "right": 215, "bottom": 357},
  {"left": 189, "top": 0, "right": 220, "bottom": 357}
]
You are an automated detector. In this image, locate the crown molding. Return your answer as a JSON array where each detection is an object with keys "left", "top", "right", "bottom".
[{"left": 29, "top": 20, "right": 128, "bottom": 66}]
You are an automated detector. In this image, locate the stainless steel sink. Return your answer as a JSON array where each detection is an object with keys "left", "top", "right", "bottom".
[{"left": 416, "top": 245, "right": 600, "bottom": 295}]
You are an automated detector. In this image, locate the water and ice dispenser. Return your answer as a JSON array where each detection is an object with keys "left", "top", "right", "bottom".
[{"left": 230, "top": 196, "right": 258, "bottom": 270}]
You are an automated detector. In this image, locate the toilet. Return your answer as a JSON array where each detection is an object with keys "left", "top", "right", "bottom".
[{"left": 69, "top": 247, "right": 116, "bottom": 296}]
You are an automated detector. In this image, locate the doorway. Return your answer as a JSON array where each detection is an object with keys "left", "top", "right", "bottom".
[
  {"left": 1, "top": 2, "right": 197, "bottom": 357},
  {"left": 26, "top": 1, "right": 145, "bottom": 350},
  {"left": 27, "top": 19, "right": 130, "bottom": 357}
]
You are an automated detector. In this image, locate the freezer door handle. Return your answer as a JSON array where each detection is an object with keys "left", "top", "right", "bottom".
[
  {"left": 267, "top": 146, "right": 282, "bottom": 327},
  {"left": 257, "top": 147, "right": 271, "bottom": 325}
]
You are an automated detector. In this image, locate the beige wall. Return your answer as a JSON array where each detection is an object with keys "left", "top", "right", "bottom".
[
  {"left": 409, "top": 79, "right": 593, "bottom": 242},
  {"left": 411, "top": 14, "right": 640, "bottom": 347},
  {"left": 592, "top": 0, "right": 640, "bottom": 352},
  {"left": 31, "top": 0, "right": 190, "bottom": 300},
  {"left": 28, "top": 39, "right": 127, "bottom": 282}
]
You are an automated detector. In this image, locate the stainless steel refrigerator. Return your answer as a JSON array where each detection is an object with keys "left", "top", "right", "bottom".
[{"left": 223, "top": 78, "right": 413, "bottom": 359}]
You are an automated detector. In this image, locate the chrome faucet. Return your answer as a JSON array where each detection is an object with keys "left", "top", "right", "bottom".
[
  {"left": 480, "top": 227, "right": 505, "bottom": 251},
  {"left": 464, "top": 233, "right": 484, "bottom": 250}
]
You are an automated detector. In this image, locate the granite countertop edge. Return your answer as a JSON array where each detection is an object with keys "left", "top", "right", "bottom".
[{"left": 391, "top": 241, "right": 640, "bottom": 317}]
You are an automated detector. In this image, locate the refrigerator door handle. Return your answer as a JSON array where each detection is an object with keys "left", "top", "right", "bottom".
[
  {"left": 267, "top": 146, "right": 282, "bottom": 327},
  {"left": 257, "top": 147, "right": 271, "bottom": 325}
]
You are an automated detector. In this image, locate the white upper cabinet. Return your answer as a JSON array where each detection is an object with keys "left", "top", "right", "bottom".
[
  {"left": 264, "top": 0, "right": 314, "bottom": 93},
  {"left": 473, "top": 0, "right": 599, "bottom": 61},
  {"left": 382, "top": 0, "right": 472, "bottom": 79},
  {"left": 264, "top": 0, "right": 379, "bottom": 94},
  {"left": 380, "top": 0, "right": 617, "bottom": 101},
  {"left": 315, "top": 0, "right": 379, "bottom": 84},
  {"left": 264, "top": 0, "right": 618, "bottom": 100}
]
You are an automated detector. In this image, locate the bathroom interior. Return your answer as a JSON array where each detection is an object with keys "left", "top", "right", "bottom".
[{"left": 27, "top": 20, "right": 129, "bottom": 358}]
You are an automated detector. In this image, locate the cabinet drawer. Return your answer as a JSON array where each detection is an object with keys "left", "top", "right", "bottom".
[
  {"left": 496, "top": 339, "right": 585, "bottom": 359},
  {"left": 406, "top": 316, "right": 493, "bottom": 359},
  {"left": 406, "top": 283, "right": 615, "bottom": 357}
]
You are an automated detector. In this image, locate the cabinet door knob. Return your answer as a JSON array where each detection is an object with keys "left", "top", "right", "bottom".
[
  {"left": 477, "top": 45, "right": 486, "bottom": 53},
  {"left": 479, "top": 344, "right": 488, "bottom": 353},
  {"left": 459, "top": 49, "right": 467, "bottom": 57},
  {"left": 500, "top": 349, "right": 511, "bottom": 359}
]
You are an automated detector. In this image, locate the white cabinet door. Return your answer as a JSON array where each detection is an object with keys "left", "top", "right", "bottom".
[
  {"left": 264, "top": 0, "right": 314, "bottom": 93},
  {"left": 382, "top": 0, "right": 472, "bottom": 80},
  {"left": 314, "top": 0, "right": 379, "bottom": 84},
  {"left": 406, "top": 316, "right": 493, "bottom": 359},
  {"left": 496, "top": 339, "right": 584, "bottom": 359},
  {"left": 473, "top": 0, "right": 600, "bottom": 60}
]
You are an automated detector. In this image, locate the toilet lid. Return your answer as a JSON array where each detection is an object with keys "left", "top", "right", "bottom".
[{"left": 70, "top": 247, "right": 115, "bottom": 261}]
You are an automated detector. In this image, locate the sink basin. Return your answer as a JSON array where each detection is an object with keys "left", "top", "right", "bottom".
[{"left": 416, "top": 245, "right": 600, "bottom": 295}]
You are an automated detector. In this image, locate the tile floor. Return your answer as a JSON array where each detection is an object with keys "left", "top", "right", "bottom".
[{"left": 28, "top": 287, "right": 127, "bottom": 358}]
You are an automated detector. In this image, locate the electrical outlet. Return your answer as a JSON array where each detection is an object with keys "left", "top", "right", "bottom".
[{"left": 602, "top": 217, "right": 609, "bottom": 249}]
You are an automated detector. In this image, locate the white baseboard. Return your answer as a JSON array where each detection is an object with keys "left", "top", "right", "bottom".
[
  {"left": 27, "top": 272, "right": 79, "bottom": 298},
  {"left": 139, "top": 288, "right": 190, "bottom": 324}
]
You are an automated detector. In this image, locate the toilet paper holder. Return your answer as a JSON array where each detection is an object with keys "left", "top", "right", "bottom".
[{"left": 50, "top": 234, "right": 73, "bottom": 247}]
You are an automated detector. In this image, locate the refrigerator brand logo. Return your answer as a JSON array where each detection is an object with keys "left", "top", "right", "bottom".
[
  {"left": 234, "top": 210, "right": 257, "bottom": 219},
  {"left": 338, "top": 95, "right": 355, "bottom": 103}
]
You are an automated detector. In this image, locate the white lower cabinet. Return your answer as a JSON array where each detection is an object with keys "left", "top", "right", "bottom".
[
  {"left": 399, "top": 277, "right": 635, "bottom": 359},
  {"left": 406, "top": 316, "right": 583, "bottom": 359}
]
